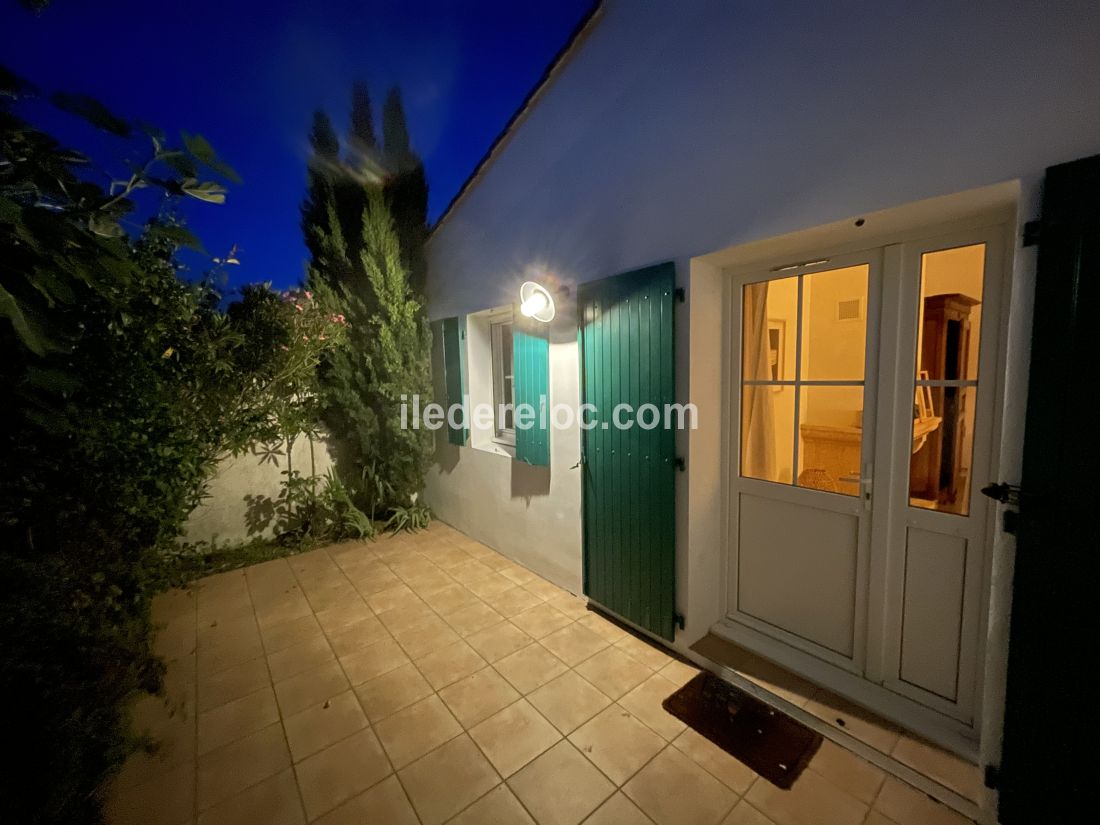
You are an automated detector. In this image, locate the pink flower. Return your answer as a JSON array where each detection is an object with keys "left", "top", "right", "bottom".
[
  {"left": 302, "top": 335, "right": 309, "bottom": 341},
  {"left": 294, "top": 303, "right": 303, "bottom": 312},
  {"left": 305, "top": 291, "right": 313, "bottom": 300},
  {"left": 279, "top": 345, "right": 289, "bottom": 351}
]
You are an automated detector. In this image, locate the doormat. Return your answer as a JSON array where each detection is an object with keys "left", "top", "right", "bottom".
[{"left": 662, "top": 672, "right": 822, "bottom": 789}]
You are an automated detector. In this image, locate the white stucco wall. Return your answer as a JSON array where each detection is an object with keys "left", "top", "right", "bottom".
[
  {"left": 183, "top": 435, "right": 334, "bottom": 546},
  {"left": 424, "top": 0, "right": 1100, "bottom": 611}
]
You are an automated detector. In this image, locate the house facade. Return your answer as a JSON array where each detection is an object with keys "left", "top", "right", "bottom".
[{"left": 423, "top": 3, "right": 1100, "bottom": 823}]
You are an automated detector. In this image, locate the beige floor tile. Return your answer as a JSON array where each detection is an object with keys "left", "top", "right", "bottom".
[
  {"left": 197, "top": 723, "right": 291, "bottom": 810},
  {"left": 509, "top": 740, "right": 615, "bottom": 825},
  {"left": 392, "top": 615, "right": 462, "bottom": 659},
  {"left": 403, "top": 568, "right": 455, "bottom": 594},
  {"left": 618, "top": 674, "right": 686, "bottom": 741},
  {"left": 283, "top": 690, "right": 368, "bottom": 762},
  {"left": 197, "top": 656, "right": 270, "bottom": 712},
  {"left": 306, "top": 584, "right": 362, "bottom": 613},
  {"left": 469, "top": 698, "right": 562, "bottom": 777},
  {"left": 325, "top": 615, "right": 390, "bottom": 657},
  {"left": 466, "top": 573, "right": 518, "bottom": 600},
  {"left": 466, "top": 621, "right": 533, "bottom": 662},
  {"left": 493, "top": 642, "right": 568, "bottom": 694},
  {"left": 354, "top": 662, "right": 434, "bottom": 722},
  {"left": 575, "top": 646, "right": 654, "bottom": 700},
  {"left": 295, "top": 727, "right": 393, "bottom": 821},
  {"left": 449, "top": 558, "right": 496, "bottom": 584},
  {"left": 260, "top": 614, "right": 324, "bottom": 654},
  {"left": 491, "top": 585, "right": 546, "bottom": 618},
  {"left": 266, "top": 635, "right": 336, "bottom": 683},
  {"left": 273, "top": 659, "right": 349, "bottom": 716},
  {"left": 659, "top": 658, "right": 701, "bottom": 688},
  {"left": 540, "top": 623, "right": 611, "bottom": 666},
  {"left": 576, "top": 613, "right": 630, "bottom": 644},
  {"left": 314, "top": 600, "right": 375, "bottom": 636},
  {"left": 528, "top": 670, "right": 612, "bottom": 734},
  {"left": 377, "top": 601, "right": 437, "bottom": 634},
  {"left": 398, "top": 735, "right": 500, "bottom": 825},
  {"left": 374, "top": 694, "right": 463, "bottom": 768},
  {"left": 415, "top": 639, "right": 487, "bottom": 689},
  {"left": 802, "top": 691, "right": 901, "bottom": 754},
  {"left": 197, "top": 634, "right": 266, "bottom": 679},
  {"left": 873, "top": 777, "right": 972, "bottom": 825},
  {"left": 420, "top": 582, "right": 481, "bottom": 613},
  {"left": 311, "top": 775, "right": 419, "bottom": 825},
  {"left": 745, "top": 769, "right": 868, "bottom": 825},
  {"left": 614, "top": 635, "right": 672, "bottom": 671},
  {"left": 569, "top": 706, "right": 666, "bottom": 785},
  {"left": 523, "top": 578, "right": 569, "bottom": 603},
  {"left": 338, "top": 637, "right": 410, "bottom": 685},
  {"left": 438, "top": 666, "right": 521, "bottom": 728},
  {"left": 547, "top": 593, "right": 591, "bottom": 620},
  {"left": 198, "top": 686, "right": 280, "bottom": 755},
  {"left": 448, "top": 783, "right": 536, "bottom": 825},
  {"left": 890, "top": 735, "right": 982, "bottom": 802},
  {"left": 196, "top": 768, "right": 304, "bottom": 825},
  {"left": 624, "top": 746, "right": 737, "bottom": 825},
  {"left": 255, "top": 596, "right": 313, "bottom": 630},
  {"left": 197, "top": 613, "right": 260, "bottom": 648},
  {"left": 807, "top": 739, "right": 885, "bottom": 805},
  {"left": 671, "top": 728, "right": 757, "bottom": 794},
  {"left": 106, "top": 760, "right": 195, "bottom": 825},
  {"left": 511, "top": 603, "right": 574, "bottom": 639},
  {"left": 348, "top": 568, "right": 402, "bottom": 595},
  {"left": 445, "top": 601, "right": 505, "bottom": 635},
  {"left": 367, "top": 583, "right": 418, "bottom": 613},
  {"left": 583, "top": 791, "right": 657, "bottom": 825},
  {"left": 863, "top": 813, "right": 900, "bottom": 825},
  {"left": 721, "top": 800, "right": 778, "bottom": 825},
  {"left": 496, "top": 561, "right": 539, "bottom": 586}
]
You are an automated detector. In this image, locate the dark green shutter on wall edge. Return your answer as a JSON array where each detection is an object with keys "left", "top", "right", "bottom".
[
  {"left": 513, "top": 312, "right": 550, "bottom": 466},
  {"left": 440, "top": 316, "right": 467, "bottom": 445},
  {"left": 578, "top": 262, "right": 677, "bottom": 641}
]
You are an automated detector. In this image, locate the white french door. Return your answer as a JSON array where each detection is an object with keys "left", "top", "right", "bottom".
[{"left": 725, "top": 224, "right": 1005, "bottom": 736}]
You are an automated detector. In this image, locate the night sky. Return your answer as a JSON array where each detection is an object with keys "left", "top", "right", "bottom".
[{"left": 3, "top": 0, "right": 593, "bottom": 289}]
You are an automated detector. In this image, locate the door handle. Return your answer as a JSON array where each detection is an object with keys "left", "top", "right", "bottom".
[
  {"left": 861, "top": 474, "right": 873, "bottom": 511},
  {"left": 981, "top": 482, "right": 1020, "bottom": 506}
]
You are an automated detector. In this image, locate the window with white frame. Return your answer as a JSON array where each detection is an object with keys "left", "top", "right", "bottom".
[{"left": 490, "top": 317, "right": 515, "bottom": 444}]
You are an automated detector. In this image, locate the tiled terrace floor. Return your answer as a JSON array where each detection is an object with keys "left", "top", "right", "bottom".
[{"left": 109, "top": 521, "right": 975, "bottom": 825}]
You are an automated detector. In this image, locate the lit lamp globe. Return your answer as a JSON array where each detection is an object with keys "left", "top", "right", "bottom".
[{"left": 519, "top": 281, "right": 555, "bottom": 322}]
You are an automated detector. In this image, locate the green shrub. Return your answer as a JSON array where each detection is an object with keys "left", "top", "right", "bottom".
[{"left": 0, "top": 72, "right": 343, "bottom": 824}]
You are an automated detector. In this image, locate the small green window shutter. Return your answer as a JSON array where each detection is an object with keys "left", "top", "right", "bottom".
[
  {"left": 513, "top": 313, "right": 550, "bottom": 465},
  {"left": 440, "top": 316, "right": 468, "bottom": 445}
]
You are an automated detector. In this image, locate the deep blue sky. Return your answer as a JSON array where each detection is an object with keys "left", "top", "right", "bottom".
[{"left": 3, "top": 0, "right": 592, "bottom": 288}]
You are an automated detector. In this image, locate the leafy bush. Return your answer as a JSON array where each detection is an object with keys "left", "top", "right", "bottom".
[{"left": 0, "top": 71, "right": 343, "bottom": 824}]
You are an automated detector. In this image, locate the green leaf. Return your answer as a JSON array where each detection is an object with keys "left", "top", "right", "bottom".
[
  {"left": 182, "top": 132, "right": 242, "bottom": 184},
  {"left": 181, "top": 179, "right": 227, "bottom": 205},
  {"left": 50, "top": 91, "right": 132, "bottom": 137},
  {"left": 0, "top": 283, "right": 52, "bottom": 356},
  {"left": 88, "top": 213, "right": 126, "bottom": 238}
]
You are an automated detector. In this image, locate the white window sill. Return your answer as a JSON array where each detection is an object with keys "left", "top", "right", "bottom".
[{"left": 470, "top": 440, "right": 516, "bottom": 460}]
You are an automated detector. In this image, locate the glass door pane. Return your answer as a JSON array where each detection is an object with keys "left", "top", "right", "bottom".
[
  {"left": 740, "top": 264, "right": 870, "bottom": 496},
  {"left": 908, "top": 244, "right": 985, "bottom": 515}
]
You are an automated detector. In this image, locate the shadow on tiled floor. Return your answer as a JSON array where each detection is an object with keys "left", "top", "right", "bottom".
[{"left": 107, "top": 521, "right": 976, "bottom": 825}]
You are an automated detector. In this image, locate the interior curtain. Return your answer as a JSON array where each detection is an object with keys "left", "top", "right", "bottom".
[{"left": 742, "top": 281, "right": 776, "bottom": 480}]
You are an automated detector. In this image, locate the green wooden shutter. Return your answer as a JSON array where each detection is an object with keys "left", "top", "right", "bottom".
[
  {"left": 440, "top": 316, "right": 468, "bottom": 445},
  {"left": 579, "top": 262, "right": 677, "bottom": 640},
  {"left": 513, "top": 313, "right": 550, "bottom": 466}
]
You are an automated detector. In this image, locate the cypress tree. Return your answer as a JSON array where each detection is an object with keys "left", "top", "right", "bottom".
[
  {"left": 381, "top": 88, "right": 429, "bottom": 297},
  {"left": 308, "top": 189, "right": 432, "bottom": 513},
  {"left": 301, "top": 110, "right": 340, "bottom": 266}
]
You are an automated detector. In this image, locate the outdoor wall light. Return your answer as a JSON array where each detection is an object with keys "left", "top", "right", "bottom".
[{"left": 519, "top": 280, "right": 556, "bottom": 322}]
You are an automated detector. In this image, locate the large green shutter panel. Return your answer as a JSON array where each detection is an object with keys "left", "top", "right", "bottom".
[
  {"left": 513, "top": 313, "right": 550, "bottom": 466},
  {"left": 440, "top": 316, "right": 467, "bottom": 445},
  {"left": 579, "top": 262, "right": 677, "bottom": 640}
]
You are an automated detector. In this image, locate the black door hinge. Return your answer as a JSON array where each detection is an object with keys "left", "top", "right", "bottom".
[
  {"left": 1023, "top": 220, "right": 1041, "bottom": 247},
  {"left": 980, "top": 482, "right": 1021, "bottom": 506},
  {"left": 674, "top": 456, "right": 686, "bottom": 472},
  {"left": 674, "top": 612, "right": 685, "bottom": 631},
  {"left": 674, "top": 287, "right": 685, "bottom": 303},
  {"left": 984, "top": 764, "right": 1000, "bottom": 790}
]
